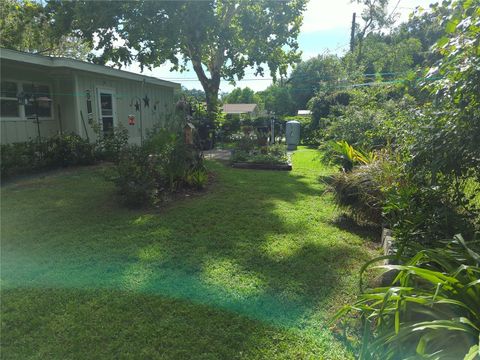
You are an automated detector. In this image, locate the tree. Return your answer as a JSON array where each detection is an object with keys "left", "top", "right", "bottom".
[
  {"left": 0, "top": 0, "right": 90, "bottom": 59},
  {"left": 48, "top": 0, "right": 307, "bottom": 119},
  {"left": 176, "top": 87, "right": 206, "bottom": 102},
  {"left": 288, "top": 54, "right": 346, "bottom": 110},
  {"left": 259, "top": 84, "right": 296, "bottom": 116},
  {"left": 223, "top": 87, "right": 263, "bottom": 107},
  {"left": 352, "top": 0, "right": 395, "bottom": 59}
]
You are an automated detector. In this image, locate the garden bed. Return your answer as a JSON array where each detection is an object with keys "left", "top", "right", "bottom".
[
  {"left": 231, "top": 162, "right": 292, "bottom": 171},
  {"left": 229, "top": 139, "right": 292, "bottom": 171}
]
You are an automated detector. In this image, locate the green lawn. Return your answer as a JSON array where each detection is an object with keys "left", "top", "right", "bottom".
[{"left": 1, "top": 148, "right": 377, "bottom": 359}]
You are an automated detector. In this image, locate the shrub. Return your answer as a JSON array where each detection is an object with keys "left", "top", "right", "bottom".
[
  {"left": 334, "top": 234, "right": 480, "bottom": 360},
  {"left": 234, "top": 133, "right": 257, "bottom": 152},
  {"left": 186, "top": 168, "right": 208, "bottom": 190},
  {"left": 109, "top": 146, "right": 157, "bottom": 207},
  {"left": 325, "top": 161, "right": 384, "bottom": 226},
  {"left": 110, "top": 128, "right": 207, "bottom": 207},
  {"left": 95, "top": 125, "right": 129, "bottom": 162},
  {"left": 1, "top": 134, "right": 96, "bottom": 178},
  {"left": 326, "top": 140, "right": 376, "bottom": 172},
  {"left": 45, "top": 134, "right": 96, "bottom": 167}
]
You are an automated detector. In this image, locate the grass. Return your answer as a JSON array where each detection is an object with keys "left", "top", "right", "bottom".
[{"left": 1, "top": 147, "right": 378, "bottom": 359}]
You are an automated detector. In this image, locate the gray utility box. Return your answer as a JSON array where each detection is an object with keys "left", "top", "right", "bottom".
[{"left": 286, "top": 120, "right": 301, "bottom": 150}]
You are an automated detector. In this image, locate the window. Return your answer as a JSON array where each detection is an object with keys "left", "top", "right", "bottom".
[
  {"left": 0, "top": 81, "right": 19, "bottom": 117},
  {"left": 0, "top": 81, "right": 53, "bottom": 119},
  {"left": 23, "top": 83, "right": 52, "bottom": 118}
]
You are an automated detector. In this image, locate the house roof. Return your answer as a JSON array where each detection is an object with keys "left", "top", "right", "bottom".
[
  {"left": 297, "top": 110, "right": 311, "bottom": 115},
  {"left": 222, "top": 103, "right": 258, "bottom": 114},
  {"left": 0, "top": 48, "right": 180, "bottom": 89}
]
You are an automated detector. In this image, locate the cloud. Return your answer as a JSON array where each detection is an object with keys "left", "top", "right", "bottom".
[{"left": 301, "top": 0, "right": 436, "bottom": 34}]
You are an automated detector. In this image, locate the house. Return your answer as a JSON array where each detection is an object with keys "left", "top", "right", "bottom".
[
  {"left": 297, "top": 110, "right": 311, "bottom": 116},
  {"left": 0, "top": 48, "right": 180, "bottom": 144},
  {"left": 222, "top": 103, "right": 259, "bottom": 117}
]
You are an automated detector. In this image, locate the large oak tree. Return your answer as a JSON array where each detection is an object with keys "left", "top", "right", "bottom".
[{"left": 48, "top": 0, "right": 307, "bottom": 118}]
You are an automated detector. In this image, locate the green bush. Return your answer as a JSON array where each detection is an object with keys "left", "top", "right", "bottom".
[
  {"left": 45, "top": 134, "right": 96, "bottom": 167},
  {"left": 325, "top": 160, "right": 384, "bottom": 226},
  {"left": 110, "top": 128, "right": 206, "bottom": 207},
  {"left": 95, "top": 125, "right": 129, "bottom": 162},
  {"left": 109, "top": 146, "right": 157, "bottom": 207},
  {"left": 334, "top": 234, "right": 480, "bottom": 360},
  {"left": 185, "top": 168, "right": 208, "bottom": 190},
  {"left": 1, "top": 134, "right": 96, "bottom": 178},
  {"left": 326, "top": 140, "right": 376, "bottom": 172}
]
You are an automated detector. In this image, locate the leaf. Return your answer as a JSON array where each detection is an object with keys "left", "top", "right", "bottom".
[
  {"left": 464, "top": 345, "right": 479, "bottom": 360},
  {"left": 445, "top": 18, "right": 460, "bottom": 34}
]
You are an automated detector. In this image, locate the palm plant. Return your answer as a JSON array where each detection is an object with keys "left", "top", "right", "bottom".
[
  {"left": 329, "top": 140, "right": 376, "bottom": 172},
  {"left": 334, "top": 234, "right": 480, "bottom": 359}
]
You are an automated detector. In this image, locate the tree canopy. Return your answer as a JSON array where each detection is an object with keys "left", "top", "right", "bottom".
[
  {"left": 0, "top": 0, "right": 90, "bottom": 59},
  {"left": 223, "top": 87, "right": 263, "bottom": 107},
  {"left": 48, "top": 0, "right": 307, "bottom": 116},
  {"left": 288, "top": 54, "right": 346, "bottom": 110}
]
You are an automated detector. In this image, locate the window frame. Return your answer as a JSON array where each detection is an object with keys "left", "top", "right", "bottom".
[
  {"left": 0, "top": 79, "right": 54, "bottom": 121},
  {"left": 0, "top": 80, "right": 20, "bottom": 119}
]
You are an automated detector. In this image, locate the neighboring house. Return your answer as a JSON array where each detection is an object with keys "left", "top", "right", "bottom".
[
  {"left": 222, "top": 103, "right": 259, "bottom": 117},
  {"left": 297, "top": 110, "right": 311, "bottom": 116},
  {"left": 0, "top": 48, "right": 180, "bottom": 144}
]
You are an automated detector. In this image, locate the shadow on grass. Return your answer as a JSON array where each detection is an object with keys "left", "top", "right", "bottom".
[
  {"left": 1, "top": 151, "right": 373, "bottom": 358},
  {"left": 1, "top": 287, "right": 343, "bottom": 359},
  {"left": 329, "top": 214, "right": 380, "bottom": 243}
]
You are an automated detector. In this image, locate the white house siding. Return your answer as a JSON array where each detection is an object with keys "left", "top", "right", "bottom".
[
  {"left": 73, "top": 70, "right": 175, "bottom": 145},
  {"left": 1, "top": 49, "right": 179, "bottom": 144},
  {"left": 0, "top": 61, "right": 63, "bottom": 143}
]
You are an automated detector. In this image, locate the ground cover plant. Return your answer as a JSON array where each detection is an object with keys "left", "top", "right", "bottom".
[
  {"left": 1, "top": 148, "right": 377, "bottom": 359},
  {"left": 334, "top": 234, "right": 480, "bottom": 360},
  {"left": 231, "top": 134, "right": 289, "bottom": 166}
]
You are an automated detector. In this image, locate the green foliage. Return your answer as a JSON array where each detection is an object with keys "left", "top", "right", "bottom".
[
  {"left": 50, "top": 0, "right": 307, "bottom": 114},
  {"left": 223, "top": 87, "right": 263, "bottom": 109},
  {"left": 0, "top": 0, "right": 89, "bottom": 58},
  {"left": 44, "top": 133, "right": 96, "bottom": 167},
  {"left": 325, "top": 160, "right": 384, "bottom": 226},
  {"left": 259, "top": 84, "right": 296, "bottom": 116},
  {"left": 1, "top": 133, "right": 96, "bottom": 178},
  {"left": 289, "top": 54, "right": 347, "bottom": 110},
  {"left": 110, "top": 128, "right": 206, "bottom": 207},
  {"left": 233, "top": 133, "right": 257, "bottom": 152},
  {"left": 334, "top": 234, "right": 480, "bottom": 360},
  {"left": 94, "top": 125, "right": 129, "bottom": 162},
  {"left": 309, "top": 90, "right": 353, "bottom": 132},
  {"left": 185, "top": 168, "right": 209, "bottom": 190},
  {"left": 109, "top": 145, "right": 156, "bottom": 208},
  {"left": 327, "top": 140, "right": 376, "bottom": 172},
  {"left": 231, "top": 140, "right": 288, "bottom": 165}
]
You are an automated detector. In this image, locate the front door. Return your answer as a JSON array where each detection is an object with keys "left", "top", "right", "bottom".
[{"left": 97, "top": 89, "right": 115, "bottom": 136}]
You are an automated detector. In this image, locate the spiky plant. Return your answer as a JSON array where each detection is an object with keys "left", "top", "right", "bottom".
[{"left": 334, "top": 234, "right": 480, "bottom": 360}]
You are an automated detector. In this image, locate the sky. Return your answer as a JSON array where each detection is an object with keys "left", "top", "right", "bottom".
[{"left": 124, "top": 0, "right": 436, "bottom": 93}]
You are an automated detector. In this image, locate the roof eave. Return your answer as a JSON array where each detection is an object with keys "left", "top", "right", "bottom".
[{"left": 0, "top": 48, "right": 180, "bottom": 89}]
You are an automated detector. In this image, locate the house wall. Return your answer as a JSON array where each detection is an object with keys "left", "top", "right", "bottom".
[
  {"left": 1, "top": 59, "right": 177, "bottom": 145},
  {"left": 73, "top": 70, "right": 176, "bottom": 145},
  {"left": 0, "top": 61, "right": 72, "bottom": 143}
]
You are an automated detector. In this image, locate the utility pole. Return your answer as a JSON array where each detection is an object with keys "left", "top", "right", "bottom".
[{"left": 350, "top": 12, "right": 356, "bottom": 52}]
